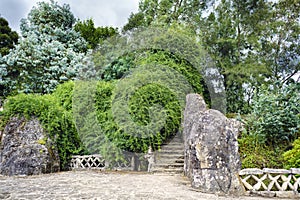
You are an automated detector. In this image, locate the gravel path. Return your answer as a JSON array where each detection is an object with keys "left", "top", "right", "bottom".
[{"left": 0, "top": 171, "right": 288, "bottom": 200}]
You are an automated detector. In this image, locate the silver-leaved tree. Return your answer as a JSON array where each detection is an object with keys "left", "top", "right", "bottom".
[{"left": 0, "top": 0, "right": 94, "bottom": 96}]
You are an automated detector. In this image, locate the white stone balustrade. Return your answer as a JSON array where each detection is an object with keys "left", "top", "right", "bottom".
[
  {"left": 70, "top": 154, "right": 106, "bottom": 170},
  {"left": 239, "top": 168, "right": 300, "bottom": 198}
]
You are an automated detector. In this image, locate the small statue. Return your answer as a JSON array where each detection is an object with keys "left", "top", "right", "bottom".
[{"left": 144, "top": 146, "right": 154, "bottom": 172}]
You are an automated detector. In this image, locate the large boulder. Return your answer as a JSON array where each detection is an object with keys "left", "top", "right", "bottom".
[
  {"left": 183, "top": 94, "right": 244, "bottom": 195},
  {"left": 0, "top": 117, "right": 60, "bottom": 176}
]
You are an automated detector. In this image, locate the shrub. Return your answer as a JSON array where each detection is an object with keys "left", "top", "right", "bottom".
[
  {"left": 246, "top": 82, "right": 300, "bottom": 145},
  {"left": 283, "top": 136, "right": 300, "bottom": 168},
  {"left": 94, "top": 81, "right": 181, "bottom": 153},
  {"left": 239, "top": 131, "right": 285, "bottom": 169},
  {"left": 93, "top": 48, "right": 208, "bottom": 156}
]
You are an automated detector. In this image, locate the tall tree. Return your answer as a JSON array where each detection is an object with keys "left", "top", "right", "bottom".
[
  {"left": 122, "top": 0, "right": 210, "bottom": 32},
  {"left": 200, "top": 0, "right": 273, "bottom": 113},
  {"left": 259, "top": 0, "right": 300, "bottom": 83},
  {"left": 0, "top": 16, "right": 18, "bottom": 56},
  {"left": 200, "top": 0, "right": 299, "bottom": 113},
  {"left": 0, "top": 0, "right": 93, "bottom": 96}
]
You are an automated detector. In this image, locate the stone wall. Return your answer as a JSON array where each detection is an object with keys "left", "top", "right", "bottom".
[
  {"left": 183, "top": 94, "right": 244, "bottom": 195},
  {"left": 0, "top": 117, "right": 60, "bottom": 176}
]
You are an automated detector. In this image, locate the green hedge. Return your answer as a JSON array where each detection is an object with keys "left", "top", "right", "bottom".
[{"left": 94, "top": 81, "right": 181, "bottom": 153}]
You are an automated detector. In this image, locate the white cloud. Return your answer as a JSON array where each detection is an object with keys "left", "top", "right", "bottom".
[{"left": 0, "top": 0, "right": 139, "bottom": 32}]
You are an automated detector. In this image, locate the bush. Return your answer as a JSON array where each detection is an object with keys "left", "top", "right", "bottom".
[
  {"left": 239, "top": 132, "right": 285, "bottom": 169},
  {"left": 0, "top": 92, "right": 86, "bottom": 170},
  {"left": 283, "top": 136, "right": 300, "bottom": 168},
  {"left": 94, "top": 81, "right": 181, "bottom": 153},
  {"left": 246, "top": 82, "right": 300, "bottom": 145}
]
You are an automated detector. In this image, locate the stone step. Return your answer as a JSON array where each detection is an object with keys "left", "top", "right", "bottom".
[
  {"left": 151, "top": 133, "right": 184, "bottom": 175},
  {"left": 161, "top": 142, "right": 184, "bottom": 146},
  {"left": 155, "top": 160, "right": 184, "bottom": 165},
  {"left": 162, "top": 139, "right": 183, "bottom": 143},
  {"left": 156, "top": 150, "right": 184, "bottom": 155},
  {"left": 152, "top": 168, "right": 184, "bottom": 174},
  {"left": 153, "top": 163, "right": 184, "bottom": 168},
  {"left": 155, "top": 154, "right": 184, "bottom": 159},
  {"left": 155, "top": 157, "right": 184, "bottom": 162},
  {"left": 159, "top": 145, "right": 184, "bottom": 151}
]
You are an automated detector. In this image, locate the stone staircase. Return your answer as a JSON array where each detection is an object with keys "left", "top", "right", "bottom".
[{"left": 151, "top": 134, "right": 184, "bottom": 174}]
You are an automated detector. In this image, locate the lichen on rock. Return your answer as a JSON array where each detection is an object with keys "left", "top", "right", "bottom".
[{"left": 0, "top": 117, "right": 60, "bottom": 176}]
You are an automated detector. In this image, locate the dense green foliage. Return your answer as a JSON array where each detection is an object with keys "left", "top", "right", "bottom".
[
  {"left": 239, "top": 133, "right": 285, "bottom": 169},
  {"left": 94, "top": 41, "right": 207, "bottom": 155},
  {"left": 75, "top": 19, "right": 118, "bottom": 49},
  {"left": 101, "top": 53, "right": 135, "bottom": 81},
  {"left": 0, "top": 92, "right": 86, "bottom": 170},
  {"left": 95, "top": 80, "right": 181, "bottom": 153},
  {"left": 0, "top": 17, "right": 18, "bottom": 56},
  {"left": 246, "top": 82, "right": 300, "bottom": 145},
  {"left": 283, "top": 137, "right": 300, "bottom": 168},
  {"left": 101, "top": 49, "right": 205, "bottom": 95},
  {"left": 52, "top": 81, "right": 75, "bottom": 111},
  {"left": 72, "top": 80, "right": 127, "bottom": 165},
  {"left": 138, "top": 50, "right": 205, "bottom": 94},
  {"left": 239, "top": 82, "right": 299, "bottom": 168},
  {"left": 0, "top": 0, "right": 93, "bottom": 96}
]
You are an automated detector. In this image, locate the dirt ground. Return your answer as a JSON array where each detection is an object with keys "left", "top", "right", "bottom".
[{"left": 0, "top": 171, "right": 290, "bottom": 200}]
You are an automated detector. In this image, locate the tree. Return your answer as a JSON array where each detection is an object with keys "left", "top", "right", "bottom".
[
  {"left": 0, "top": 16, "right": 18, "bottom": 56},
  {"left": 122, "top": 0, "right": 209, "bottom": 32},
  {"left": 200, "top": 0, "right": 300, "bottom": 113},
  {"left": 258, "top": 0, "right": 300, "bottom": 83},
  {"left": 0, "top": 0, "right": 93, "bottom": 96},
  {"left": 199, "top": 0, "right": 274, "bottom": 113},
  {"left": 122, "top": 12, "right": 146, "bottom": 33},
  {"left": 75, "top": 19, "right": 118, "bottom": 49}
]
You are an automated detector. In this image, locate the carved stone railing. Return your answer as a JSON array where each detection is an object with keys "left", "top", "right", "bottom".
[
  {"left": 70, "top": 154, "right": 106, "bottom": 170},
  {"left": 70, "top": 153, "right": 147, "bottom": 171},
  {"left": 239, "top": 168, "right": 300, "bottom": 198}
]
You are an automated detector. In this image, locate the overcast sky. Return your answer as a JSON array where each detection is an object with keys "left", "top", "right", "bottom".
[{"left": 0, "top": 0, "right": 140, "bottom": 32}]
